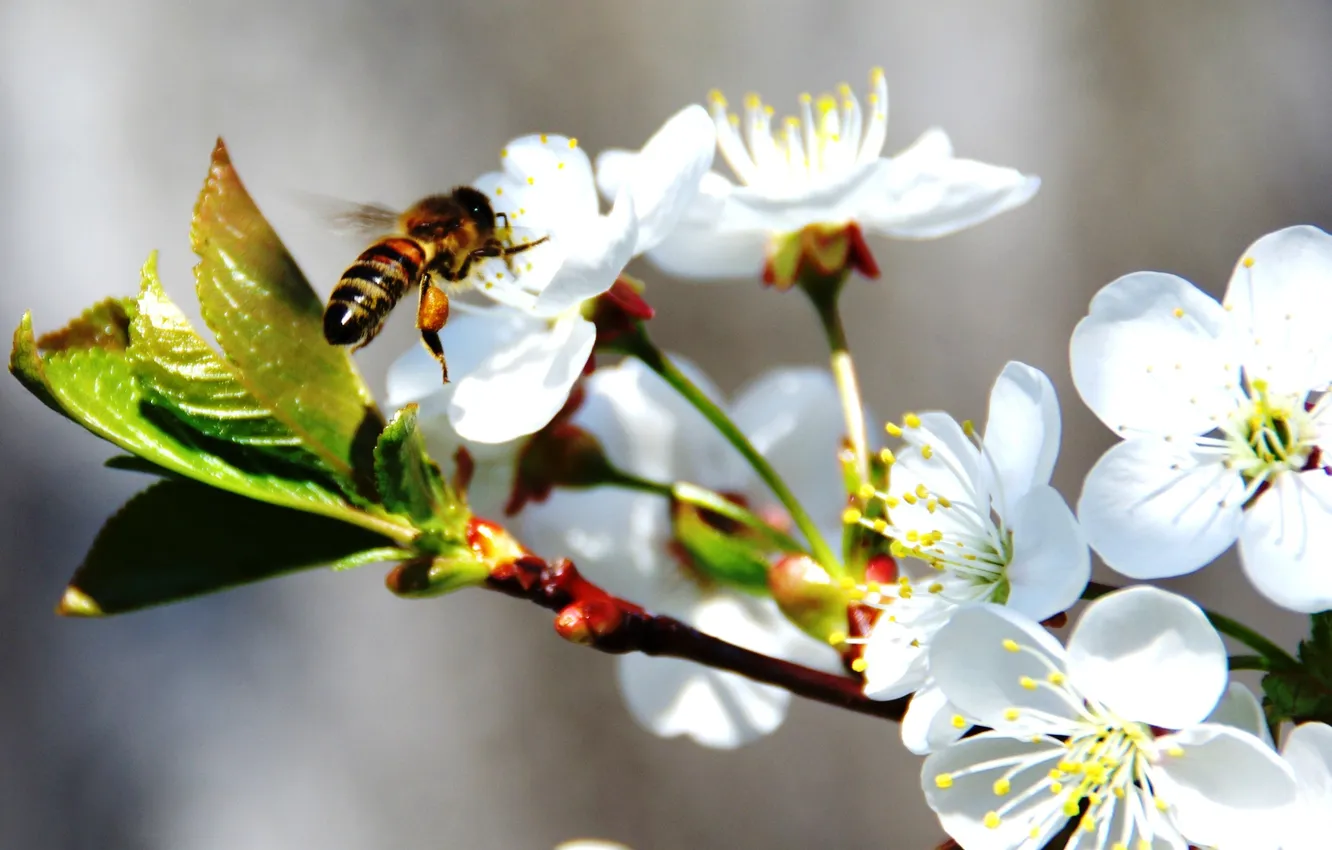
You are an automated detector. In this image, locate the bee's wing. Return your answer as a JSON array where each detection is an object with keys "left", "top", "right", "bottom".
[{"left": 295, "top": 191, "right": 402, "bottom": 236}]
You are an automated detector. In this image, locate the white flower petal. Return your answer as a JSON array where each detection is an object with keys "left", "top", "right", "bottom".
[
  {"left": 531, "top": 189, "right": 637, "bottom": 316},
  {"left": 928, "top": 603, "right": 1076, "bottom": 730},
  {"left": 1238, "top": 470, "right": 1332, "bottom": 613},
  {"left": 615, "top": 653, "right": 790, "bottom": 750},
  {"left": 718, "top": 159, "right": 889, "bottom": 229},
  {"left": 1067, "top": 586, "right": 1226, "bottom": 729},
  {"left": 1155, "top": 724, "right": 1296, "bottom": 848},
  {"left": 861, "top": 605, "right": 937, "bottom": 701},
  {"left": 1224, "top": 225, "right": 1332, "bottom": 396},
  {"left": 643, "top": 220, "right": 771, "bottom": 280},
  {"left": 921, "top": 732, "right": 1066, "bottom": 850},
  {"left": 1078, "top": 438, "right": 1244, "bottom": 579},
  {"left": 613, "top": 104, "right": 716, "bottom": 255},
  {"left": 1206, "top": 682, "right": 1273, "bottom": 748},
  {"left": 515, "top": 488, "right": 667, "bottom": 606},
  {"left": 448, "top": 315, "right": 595, "bottom": 443},
  {"left": 728, "top": 367, "right": 852, "bottom": 542},
  {"left": 1070, "top": 272, "right": 1238, "bottom": 437},
  {"left": 385, "top": 309, "right": 532, "bottom": 407},
  {"left": 857, "top": 150, "right": 1040, "bottom": 239},
  {"left": 1004, "top": 485, "right": 1090, "bottom": 622},
  {"left": 901, "top": 682, "right": 969, "bottom": 756},
  {"left": 499, "top": 133, "right": 599, "bottom": 221},
  {"left": 1281, "top": 722, "right": 1332, "bottom": 850},
  {"left": 982, "top": 361, "right": 1061, "bottom": 508},
  {"left": 891, "top": 126, "right": 953, "bottom": 166}
]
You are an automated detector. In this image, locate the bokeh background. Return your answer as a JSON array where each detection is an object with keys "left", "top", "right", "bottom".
[{"left": 3, "top": 1, "right": 1332, "bottom": 847}]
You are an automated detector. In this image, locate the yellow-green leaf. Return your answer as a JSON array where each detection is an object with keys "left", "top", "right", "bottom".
[
  {"left": 191, "top": 138, "right": 381, "bottom": 487},
  {"left": 374, "top": 404, "right": 462, "bottom": 529}
]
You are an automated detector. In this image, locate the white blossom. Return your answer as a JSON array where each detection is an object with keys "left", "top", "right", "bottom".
[
  {"left": 851, "top": 362, "right": 1089, "bottom": 754},
  {"left": 392, "top": 106, "right": 715, "bottom": 445},
  {"left": 514, "top": 359, "right": 843, "bottom": 748},
  {"left": 596, "top": 68, "right": 1039, "bottom": 281},
  {"left": 922, "top": 586, "right": 1296, "bottom": 850},
  {"left": 1072, "top": 225, "right": 1332, "bottom": 612}
]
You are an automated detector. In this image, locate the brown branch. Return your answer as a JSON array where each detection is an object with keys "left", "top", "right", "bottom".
[{"left": 483, "top": 555, "right": 907, "bottom": 723}]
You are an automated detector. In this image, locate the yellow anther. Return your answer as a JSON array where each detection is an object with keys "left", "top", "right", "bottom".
[
  {"left": 878, "top": 447, "right": 896, "bottom": 464},
  {"left": 799, "top": 92, "right": 813, "bottom": 104},
  {"left": 885, "top": 422, "right": 903, "bottom": 437},
  {"left": 763, "top": 104, "right": 774, "bottom": 116},
  {"left": 951, "top": 714, "right": 967, "bottom": 729},
  {"left": 962, "top": 419, "right": 975, "bottom": 437},
  {"left": 1062, "top": 799, "right": 1081, "bottom": 817},
  {"left": 729, "top": 114, "right": 741, "bottom": 127},
  {"left": 708, "top": 89, "right": 727, "bottom": 106},
  {"left": 898, "top": 575, "right": 911, "bottom": 587},
  {"left": 925, "top": 499, "right": 937, "bottom": 514},
  {"left": 1080, "top": 816, "right": 1095, "bottom": 833},
  {"left": 905, "top": 530, "right": 919, "bottom": 543},
  {"left": 842, "top": 508, "right": 863, "bottom": 525},
  {"left": 527, "top": 176, "right": 535, "bottom": 185},
  {"left": 1030, "top": 828, "right": 1042, "bottom": 841},
  {"left": 1020, "top": 676, "right": 1037, "bottom": 691},
  {"left": 500, "top": 148, "right": 508, "bottom": 158},
  {"left": 838, "top": 82, "right": 853, "bottom": 97},
  {"left": 1112, "top": 786, "right": 1125, "bottom": 799},
  {"left": 540, "top": 133, "right": 548, "bottom": 143},
  {"left": 744, "top": 92, "right": 761, "bottom": 109},
  {"left": 935, "top": 773, "right": 954, "bottom": 789},
  {"left": 1002, "top": 639, "right": 1020, "bottom": 653},
  {"left": 904, "top": 413, "right": 921, "bottom": 428},
  {"left": 1111, "top": 844, "right": 1127, "bottom": 850},
  {"left": 884, "top": 496, "right": 900, "bottom": 508},
  {"left": 1048, "top": 672, "right": 1065, "bottom": 685},
  {"left": 992, "top": 778, "right": 1011, "bottom": 796},
  {"left": 1173, "top": 307, "right": 1185, "bottom": 319},
  {"left": 936, "top": 495, "right": 952, "bottom": 508},
  {"left": 568, "top": 138, "right": 578, "bottom": 148},
  {"left": 495, "top": 187, "right": 504, "bottom": 195},
  {"left": 557, "top": 162, "right": 565, "bottom": 170},
  {"left": 857, "top": 483, "right": 876, "bottom": 499},
  {"left": 827, "top": 630, "right": 847, "bottom": 646},
  {"left": 915, "top": 484, "right": 929, "bottom": 499},
  {"left": 1243, "top": 255, "right": 1256, "bottom": 268},
  {"left": 921, "top": 444, "right": 934, "bottom": 460},
  {"left": 871, "top": 518, "right": 888, "bottom": 533},
  {"left": 903, "top": 492, "right": 918, "bottom": 505},
  {"left": 900, "top": 586, "right": 913, "bottom": 599},
  {"left": 850, "top": 657, "right": 868, "bottom": 673},
  {"left": 1003, "top": 708, "right": 1019, "bottom": 722},
  {"left": 1138, "top": 841, "right": 1152, "bottom": 850},
  {"left": 983, "top": 812, "right": 1001, "bottom": 830},
  {"left": 928, "top": 582, "right": 943, "bottom": 593},
  {"left": 871, "top": 66, "right": 885, "bottom": 82},
  {"left": 1155, "top": 797, "right": 1169, "bottom": 812},
  {"left": 1166, "top": 746, "right": 1184, "bottom": 758},
  {"left": 1049, "top": 782, "right": 1063, "bottom": 794}
]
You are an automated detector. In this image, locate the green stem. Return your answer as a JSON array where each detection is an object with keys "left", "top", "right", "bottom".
[
  {"left": 605, "top": 469, "right": 804, "bottom": 553},
  {"left": 617, "top": 324, "right": 842, "bottom": 576},
  {"left": 1228, "top": 654, "right": 1269, "bottom": 672},
  {"left": 1085, "top": 581, "right": 1298, "bottom": 670},
  {"left": 802, "top": 274, "right": 869, "bottom": 484}
]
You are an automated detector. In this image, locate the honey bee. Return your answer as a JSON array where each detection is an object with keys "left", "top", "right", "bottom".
[{"left": 321, "top": 186, "right": 548, "bottom": 381}]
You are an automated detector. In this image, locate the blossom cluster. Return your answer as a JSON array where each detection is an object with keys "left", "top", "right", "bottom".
[{"left": 376, "top": 66, "right": 1332, "bottom": 850}]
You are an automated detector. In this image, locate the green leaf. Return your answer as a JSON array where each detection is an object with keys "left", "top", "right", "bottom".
[
  {"left": 9, "top": 315, "right": 413, "bottom": 544},
  {"left": 61, "top": 480, "right": 407, "bottom": 616},
  {"left": 129, "top": 252, "right": 313, "bottom": 454},
  {"left": 373, "top": 404, "right": 459, "bottom": 528},
  {"left": 191, "top": 138, "right": 381, "bottom": 489},
  {"left": 1262, "top": 611, "right": 1332, "bottom": 724}
]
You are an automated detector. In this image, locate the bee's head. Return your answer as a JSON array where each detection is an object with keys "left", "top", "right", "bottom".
[{"left": 452, "top": 186, "right": 496, "bottom": 232}]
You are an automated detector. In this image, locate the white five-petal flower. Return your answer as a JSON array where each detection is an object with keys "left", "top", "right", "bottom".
[
  {"left": 514, "top": 359, "right": 843, "bottom": 749},
  {"left": 596, "top": 68, "right": 1040, "bottom": 281},
  {"left": 922, "top": 586, "right": 1296, "bottom": 850},
  {"left": 852, "top": 362, "right": 1089, "bottom": 754},
  {"left": 391, "top": 106, "right": 716, "bottom": 445},
  {"left": 1072, "top": 225, "right": 1332, "bottom": 612},
  {"left": 1277, "top": 722, "right": 1332, "bottom": 850}
]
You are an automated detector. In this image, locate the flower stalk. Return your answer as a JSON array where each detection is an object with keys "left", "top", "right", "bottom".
[
  {"left": 800, "top": 269, "right": 870, "bottom": 485},
  {"left": 613, "top": 322, "right": 843, "bottom": 575}
]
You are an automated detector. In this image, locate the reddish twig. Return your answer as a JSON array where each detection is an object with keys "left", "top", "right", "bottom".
[{"left": 486, "top": 555, "right": 907, "bottom": 723}]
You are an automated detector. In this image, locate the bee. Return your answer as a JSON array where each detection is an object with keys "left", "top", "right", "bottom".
[{"left": 321, "top": 186, "right": 548, "bottom": 381}]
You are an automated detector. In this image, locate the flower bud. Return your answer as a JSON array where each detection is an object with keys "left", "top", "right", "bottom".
[
  {"left": 672, "top": 502, "right": 771, "bottom": 593},
  {"left": 585, "top": 275, "right": 655, "bottom": 348},
  {"left": 768, "top": 553, "right": 850, "bottom": 642},
  {"left": 466, "top": 517, "right": 528, "bottom": 565}
]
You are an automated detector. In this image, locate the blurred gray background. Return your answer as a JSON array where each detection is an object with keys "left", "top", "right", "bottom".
[{"left": 3, "top": 1, "right": 1331, "bottom": 847}]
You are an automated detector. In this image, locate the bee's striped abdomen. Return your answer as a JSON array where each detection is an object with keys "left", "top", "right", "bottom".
[{"left": 323, "top": 237, "right": 426, "bottom": 347}]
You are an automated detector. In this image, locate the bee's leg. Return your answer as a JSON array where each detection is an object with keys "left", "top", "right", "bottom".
[
  {"left": 468, "top": 236, "right": 549, "bottom": 275},
  {"left": 416, "top": 280, "right": 451, "bottom": 383}
]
